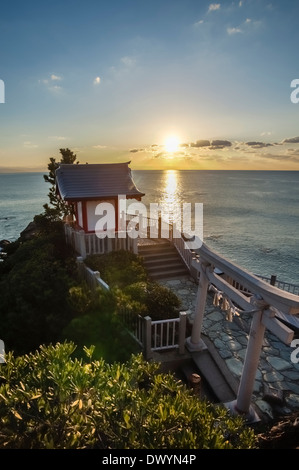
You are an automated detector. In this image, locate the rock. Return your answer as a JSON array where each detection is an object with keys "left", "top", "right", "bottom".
[
  {"left": 263, "top": 384, "right": 285, "bottom": 407},
  {"left": 20, "top": 221, "right": 38, "bottom": 240},
  {"left": 0, "top": 239, "right": 10, "bottom": 250}
]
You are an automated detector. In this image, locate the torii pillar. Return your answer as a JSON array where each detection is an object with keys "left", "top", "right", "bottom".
[{"left": 186, "top": 261, "right": 210, "bottom": 352}]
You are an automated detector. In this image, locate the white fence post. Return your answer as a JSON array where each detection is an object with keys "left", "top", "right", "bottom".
[
  {"left": 178, "top": 312, "right": 187, "bottom": 354},
  {"left": 79, "top": 230, "right": 87, "bottom": 259},
  {"left": 143, "top": 316, "right": 153, "bottom": 360}
]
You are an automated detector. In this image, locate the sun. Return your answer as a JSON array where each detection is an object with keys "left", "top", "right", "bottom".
[{"left": 164, "top": 135, "right": 180, "bottom": 153}]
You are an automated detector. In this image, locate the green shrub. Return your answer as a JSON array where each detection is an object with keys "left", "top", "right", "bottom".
[
  {"left": 0, "top": 342, "right": 257, "bottom": 449},
  {"left": 0, "top": 227, "right": 77, "bottom": 355},
  {"left": 123, "top": 281, "right": 181, "bottom": 320},
  {"left": 85, "top": 250, "right": 148, "bottom": 288}
]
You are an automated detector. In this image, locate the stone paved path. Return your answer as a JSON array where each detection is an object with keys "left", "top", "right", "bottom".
[{"left": 159, "top": 275, "right": 299, "bottom": 418}]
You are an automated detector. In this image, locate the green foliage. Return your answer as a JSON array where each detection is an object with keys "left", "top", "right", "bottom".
[
  {"left": 85, "top": 250, "right": 148, "bottom": 288},
  {"left": 0, "top": 342, "right": 257, "bottom": 449},
  {"left": 123, "top": 281, "right": 181, "bottom": 320},
  {"left": 62, "top": 308, "right": 140, "bottom": 363},
  {"left": 85, "top": 251, "right": 181, "bottom": 321},
  {"left": 0, "top": 221, "right": 77, "bottom": 355},
  {"left": 43, "top": 148, "right": 77, "bottom": 219}
]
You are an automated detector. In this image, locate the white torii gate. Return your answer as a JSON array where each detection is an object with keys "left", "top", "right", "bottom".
[{"left": 186, "top": 243, "right": 299, "bottom": 422}]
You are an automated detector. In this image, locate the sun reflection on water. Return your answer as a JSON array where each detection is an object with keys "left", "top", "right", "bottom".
[{"left": 160, "top": 170, "right": 181, "bottom": 226}]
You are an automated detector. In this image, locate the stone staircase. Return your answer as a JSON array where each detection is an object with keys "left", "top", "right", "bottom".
[{"left": 138, "top": 239, "right": 190, "bottom": 280}]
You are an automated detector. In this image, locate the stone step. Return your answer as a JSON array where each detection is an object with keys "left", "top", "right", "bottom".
[
  {"left": 191, "top": 349, "right": 236, "bottom": 403},
  {"left": 149, "top": 267, "right": 190, "bottom": 280},
  {"left": 140, "top": 251, "right": 178, "bottom": 261},
  {"left": 146, "top": 262, "right": 188, "bottom": 273},
  {"left": 143, "top": 256, "right": 183, "bottom": 267},
  {"left": 179, "top": 359, "right": 218, "bottom": 403},
  {"left": 139, "top": 239, "right": 190, "bottom": 280}
]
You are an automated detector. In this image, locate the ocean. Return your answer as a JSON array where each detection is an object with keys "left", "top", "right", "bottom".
[{"left": 0, "top": 170, "right": 298, "bottom": 285}]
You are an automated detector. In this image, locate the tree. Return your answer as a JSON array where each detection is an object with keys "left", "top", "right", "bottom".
[
  {"left": 43, "top": 148, "right": 77, "bottom": 219},
  {"left": 0, "top": 227, "right": 77, "bottom": 355}
]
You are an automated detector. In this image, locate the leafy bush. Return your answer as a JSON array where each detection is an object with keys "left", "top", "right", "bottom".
[
  {"left": 0, "top": 342, "right": 257, "bottom": 449},
  {"left": 123, "top": 281, "right": 181, "bottom": 320},
  {"left": 85, "top": 250, "right": 148, "bottom": 288},
  {"left": 85, "top": 252, "right": 181, "bottom": 321},
  {"left": 0, "top": 219, "right": 78, "bottom": 355}
]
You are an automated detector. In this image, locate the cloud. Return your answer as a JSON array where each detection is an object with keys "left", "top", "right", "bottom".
[
  {"left": 190, "top": 140, "right": 210, "bottom": 148},
  {"left": 227, "top": 27, "right": 243, "bottom": 35},
  {"left": 92, "top": 145, "right": 107, "bottom": 149},
  {"left": 49, "top": 85, "right": 62, "bottom": 93},
  {"left": 93, "top": 76, "right": 101, "bottom": 85},
  {"left": 261, "top": 131, "right": 273, "bottom": 137},
  {"left": 23, "top": 141, "right": 38, "bottom": 149},
  {"left": 283, "top": 136, "right": 299, "bottom": 144},
  {"left": 210, "top": 140, "right": 232, "bottom": 149},
  {"left": 262, "top": 153, "right": 299, "bottom": 163},
  {"left": 194, "top": 19, "right": 204, "bottom": 26},
  {"left": 121, "top": 56, "right": 136, "bottom": 67},
  {"left": 39, "top": 74, "right": 63, "bottom": 93},
  {"left": 51, "top": 74, "right": 62, "bottom": 81},
  {"left": 48, "top": 136, "right": 67, "bottom": 141},
  {"left": 246, "top": 141, "right": 273, "bottom": 148},
  {"left": 208, "top": 3, "right": 221, "bottom": 12}
]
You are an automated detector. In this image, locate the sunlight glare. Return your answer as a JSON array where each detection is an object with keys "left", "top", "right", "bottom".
[{"left": 164, "top": 135, "right": 180, "bottom": 153}]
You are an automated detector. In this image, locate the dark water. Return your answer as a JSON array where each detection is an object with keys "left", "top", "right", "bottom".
[{"left": 0, "top": 170, "right": 298, "bottom": 284}]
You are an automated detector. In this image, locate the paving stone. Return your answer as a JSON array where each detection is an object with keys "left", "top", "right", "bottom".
[
  {"left": 284, "top": 381, "right": 299, "bottom": 394},
  {"left": 235, "top": 335, "right": 248, "bottom": 346},
  {"left": 209, "top": 323, "right": 223, "bottom": 332},
  {"left": 227, "top": 339, "right": 242, "bottom": 351},
  {"left": 206, "top": 311, "right": 223, "bottom": 322},
  {"left": 263, "top": 346, "right": 280, "bottom": 356},
  {"left": 282, "top": 370, "right": 299, "bottom": 380},
  {"left": 266, "top": 356, "right": 292, "bottom": 371},
  {"left": 255, "top": 399, "right": 274, "bottom": 419},
  {"left": 263, "top": 370, "right": 284, "bottom": 382},
  {"left": 224, "top": 321, "right": 240, "bottom": 332},
  {"left": 218, "top": 349, "right": 233, "bottom": 359},
  {"left": 177, "top": 288, "right": 191, "bottom": 295},
  {"left": 253, "top": 380, "right": 262, "bottom": 393},
  {"left": 286, "top": 394, "right": 299, "bottom": 408},
  {"left": 220, "top": 332, "right": 234, "bottom": 343},
  {"left": 237, "top": 349, "right": 247, "bottom": 360},
  {"left": 165, "top": 280, "right": 181, "bottom": 286},
  {"left": 225, "top": 357, "right": 243, "bottom": 377},
  {"left": 214, "top": 338, "right": 226, "bottom": 350}
]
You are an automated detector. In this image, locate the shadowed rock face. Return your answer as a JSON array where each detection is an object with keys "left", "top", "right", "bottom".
[
  {"left": 257, "top": 411, "right": 299, "bottom": 449},
  {"left": 0, "top": 239, "right": 10, "bottom": 250},
  {"left": 19, "top": 221, "right": 38, "bottom": 240}
]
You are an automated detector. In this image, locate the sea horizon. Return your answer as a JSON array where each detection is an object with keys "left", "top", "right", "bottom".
[{"left": 1, "top": 170, "right": 299, "bottom": 285}]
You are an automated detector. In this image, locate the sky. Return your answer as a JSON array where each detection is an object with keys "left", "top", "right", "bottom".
[{"left": 0, "top": 0, "right": 299, "bottom": 171}]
